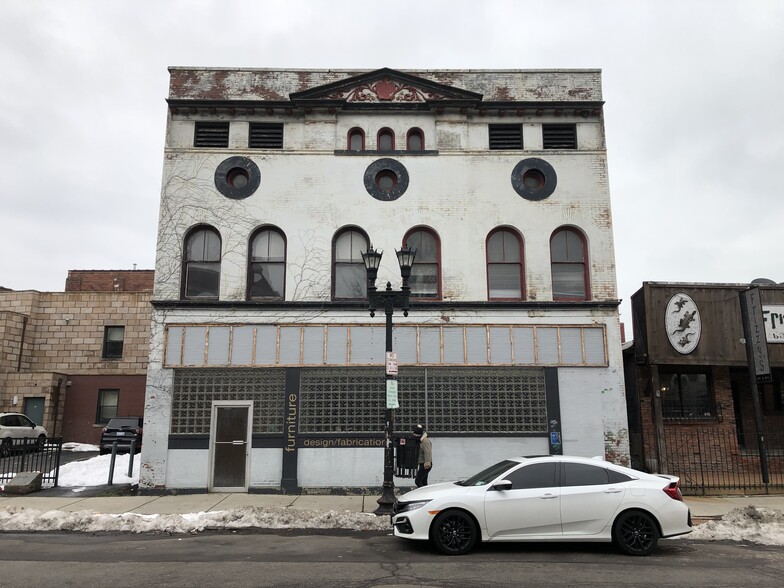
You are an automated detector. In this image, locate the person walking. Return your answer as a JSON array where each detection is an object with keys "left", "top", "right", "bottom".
[{"left": 412, "top": 424, "right": 432, "bottom": 487}]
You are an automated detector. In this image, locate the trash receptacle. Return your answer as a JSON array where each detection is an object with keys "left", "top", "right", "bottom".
[{"left": 394, "top": 435, "right": 419, "bottom": 478}]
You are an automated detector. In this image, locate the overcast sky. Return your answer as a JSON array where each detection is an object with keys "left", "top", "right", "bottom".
[{"left": 1, "top": 0, "right": 782, "bottom": 330}]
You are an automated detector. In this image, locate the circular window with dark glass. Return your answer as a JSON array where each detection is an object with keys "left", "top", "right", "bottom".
[
  {"left": 511, "top": 158, "right": 557, "bottom": 201},
  {"left": 215, "top": 156, "right": 261, "bottom": 199},
  {"left": 364, "top": 158, "right": 409, "bottom": 201}
]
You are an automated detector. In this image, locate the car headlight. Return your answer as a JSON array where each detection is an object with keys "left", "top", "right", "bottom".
[{"left": 398, "top": 500, "right": 431, "bottom": 513}]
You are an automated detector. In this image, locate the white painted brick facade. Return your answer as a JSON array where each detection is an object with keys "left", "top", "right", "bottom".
[{"left": 142, "top": 68, "right": 628, "bottom": 491}]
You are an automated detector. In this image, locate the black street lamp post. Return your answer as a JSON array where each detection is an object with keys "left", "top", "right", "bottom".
[{"left": 361, "top": 245, "right": 417, "bottom": 516}]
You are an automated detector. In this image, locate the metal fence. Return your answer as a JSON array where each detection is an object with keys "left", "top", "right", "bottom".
[
  {"left": 0, "top": 437, "right": 64, "bottom": 488},
  {"left": 658, "top": 429, "right": 784, "bottom": 495}
]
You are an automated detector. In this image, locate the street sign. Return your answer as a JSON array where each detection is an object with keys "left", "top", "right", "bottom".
[
  {"left": 386, "top": 379, "right": 399, "bottom": 409},
  {"left": 385, "top": 351, "right": 398, "bottom": 376}
]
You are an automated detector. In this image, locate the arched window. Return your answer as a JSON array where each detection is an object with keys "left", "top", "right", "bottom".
[
  {"left": 486, "top": 228, "right": 524, "bottom": 300},
  {"left": 348, "top": 127, "right": 365, "bottom": 151},
  {"left": 406, "top": 128, "right": 424, "bottom": 151},
  {"left": 182, "top": 226, "right": 221, "bottom": 299},
  {"left": 377, "top": 128, "right": 395, "bottom": 151},
  {"left": 550, "top": 227, "right": 590, "bottom": 300},
  {"left": 333, "top": 228, "right": 369, "bottom": 299},
  {"left": 248, "top": 227, "right": 286, "bottom": 300},
  {"left": 404, "top": 227, "right": 440, "bottom": 299}
]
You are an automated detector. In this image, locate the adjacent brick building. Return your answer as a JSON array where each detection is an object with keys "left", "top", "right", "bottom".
[
  {"left": 624, "top": 282, "right": 784, "bottom": 493},
  {"left": 0, "top": 270, "right": 153, "bottom": 443}
]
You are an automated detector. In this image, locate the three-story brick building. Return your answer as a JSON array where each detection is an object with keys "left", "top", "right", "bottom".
[{"left": 141, "top": 67, "right": 628, "bottom": 493}]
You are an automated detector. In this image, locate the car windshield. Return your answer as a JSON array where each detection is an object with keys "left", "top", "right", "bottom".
[
  {"left": 107, "top": 418, "right": 141, "bottom": 428},
  {"left": 457, "top": 460, "right": 518, "bottom": 486}
]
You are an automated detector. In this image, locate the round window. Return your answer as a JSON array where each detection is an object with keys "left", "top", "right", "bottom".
[
  {"left": 215, "top": 156, "right": 261, "bottom": 199},
  {"left": 364, "top": 159, "right": 409, "bottom": 201},
  {"left": 511, "top": 158, "right": 557, "bottom": 201}
]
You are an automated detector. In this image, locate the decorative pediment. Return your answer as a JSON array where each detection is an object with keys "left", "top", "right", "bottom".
[{"left": 290, "top": 68, "right": 482, "bottom": 105}]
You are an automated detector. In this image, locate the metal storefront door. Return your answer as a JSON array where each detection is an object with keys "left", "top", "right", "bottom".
[{"left": 209, "top": 401, "right": 252, "bottom": 492}]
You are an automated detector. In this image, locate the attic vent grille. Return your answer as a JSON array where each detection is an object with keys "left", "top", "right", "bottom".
[
  {"left": 543, "top": 124, "right": 577, "bottom": 149},
  {"left": 249, "top": 123, "right": 284, "bottom": 149},
  {"left": 194, "top": 122, "right": 229, "bottom": 148},
  {"left": 489, "top": 124, "right": 523, "bottom": 150}
]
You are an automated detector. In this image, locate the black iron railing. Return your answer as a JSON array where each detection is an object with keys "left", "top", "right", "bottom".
[
  {"left": 638, "top": 428, "right": 784, "bottom": 495},
  {"left": 0, "top": 437, "right": 64, "bottom": 488}
]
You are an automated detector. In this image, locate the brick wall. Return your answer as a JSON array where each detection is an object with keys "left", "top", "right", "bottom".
[
  {"left": 65, "top": 270, "right": 154, "bottom": 292},
  {"left": 0, "top": 290, "right": 151, "bottom": 438}
]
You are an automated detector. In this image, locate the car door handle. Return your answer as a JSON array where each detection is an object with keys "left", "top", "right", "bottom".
[
  {"left": 604, "top": 488, "right": 623, "bottom": 494},
  {"left": 539, "top": 493, "right": 558, "bottom": 500},
  {"left": 232, "top": 440, "right": 245, "bottom": 445}
]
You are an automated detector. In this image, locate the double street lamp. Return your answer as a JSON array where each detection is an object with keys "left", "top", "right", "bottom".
[{"left": 361, "top": 245, "right": 417, "bottom": 515}]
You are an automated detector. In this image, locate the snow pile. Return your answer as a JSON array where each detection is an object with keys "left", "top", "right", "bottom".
[
  {"left": 57, "top": 453, "right": 139, "bottom": 487},
  {"left": 61, "top": 443, "right": 99, "bottom": 452},
  {"left": 689, "top": 505, "right": 784, "bottom": 546},
  {"left": 0, "top": 505, "right": 390, "bottom": 533}
]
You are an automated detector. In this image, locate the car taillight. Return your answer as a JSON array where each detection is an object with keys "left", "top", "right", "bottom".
[{"left": 663, "top": 480, "right": 683, "bottom": 501}]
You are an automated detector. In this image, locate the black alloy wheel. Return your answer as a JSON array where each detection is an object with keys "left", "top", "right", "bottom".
[
  {"left": 613, "top": 510, "right": 660, "bottom": 556},
  {"left": 431, "top": 510, "right": 478, "bottom": 555},
  {"left": 0, "top": 438, "right": 11, "bottom": 458},
  {"left": 35, "top": 435, "right": 46, "bottom": 451}
]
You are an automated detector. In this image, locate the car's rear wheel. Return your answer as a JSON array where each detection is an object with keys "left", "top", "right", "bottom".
[
  {"left": 430, "top": 509, "right": 478, "bottom": 555},
  {"left": 0, "top": 438, "right": 11, "bottom": 458},
  {"left": 613, "top": 510, "right": 659, "bottom": 556}
]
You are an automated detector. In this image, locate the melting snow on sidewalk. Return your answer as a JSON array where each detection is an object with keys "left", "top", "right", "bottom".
[{"left": 2, "top": 449, "right": 784, "bottom": 542}]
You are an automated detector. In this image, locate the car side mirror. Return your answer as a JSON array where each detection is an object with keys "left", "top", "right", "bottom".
[{"left": 491, "top": 479, "right": 513, "bottom": 491}]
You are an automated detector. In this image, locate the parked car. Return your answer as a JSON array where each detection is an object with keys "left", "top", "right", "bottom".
[
  {"left": 391, "top": 455, "right": 692, "bottom": 556},
  {"left": 99, "top": 417, "right": 143, "bottom": 455},
  {"left": 0, "top": 412, "right": 48, "bottom": 457}
]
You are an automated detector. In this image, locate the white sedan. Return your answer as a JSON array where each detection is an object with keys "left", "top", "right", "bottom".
[{"left": 391, "top": 455, "right": 692, "bottom": 556}]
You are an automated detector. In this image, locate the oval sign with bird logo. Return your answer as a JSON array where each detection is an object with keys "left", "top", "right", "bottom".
[{"left": 665, "top": 292, "right": 701, "bottom": 354}]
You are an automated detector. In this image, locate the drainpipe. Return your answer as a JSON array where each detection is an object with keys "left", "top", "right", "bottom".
[{"left": 17, "top": 315, "right": 28, "bottom": 371}]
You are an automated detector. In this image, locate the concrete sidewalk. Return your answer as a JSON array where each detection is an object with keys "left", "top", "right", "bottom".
[{"left": 2, "top": 489, "right": 784, "bottom": 520}]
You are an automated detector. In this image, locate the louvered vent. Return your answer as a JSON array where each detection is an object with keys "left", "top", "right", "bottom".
[
  {"left": 249, "top": 123, "right": 284, "bottom": 149},
  {"left": 194, "top": 122, "right": 229, "bottom": 147},
  {"left": 489, "top": 124, "right": 523, "bottom": 150},
  {"left": 542, "top": 124, "right": 577, "bottom": 149}
]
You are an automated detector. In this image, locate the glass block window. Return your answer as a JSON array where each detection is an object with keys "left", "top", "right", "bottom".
[
  {"left": 300, "top": 367, "right": 385, "bottom": 434},
  {"left": 299, "top": 366, "right": 547, "bottom": 435},
  {"left": 171, "top": 369, "right": 285, "bottom": 434}
]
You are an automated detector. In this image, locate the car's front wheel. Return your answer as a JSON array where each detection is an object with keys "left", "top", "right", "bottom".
[
  {"left": 35, "top": 435, "right": 46, "bottom": 451},
  {"left": 430, "top": 509, "right": 478, "bottom": 555},
  {"left": 613, "top": 510, "right": 660, "bottom": 556}
]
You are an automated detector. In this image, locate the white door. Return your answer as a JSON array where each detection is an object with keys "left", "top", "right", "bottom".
[{"left": 209, "top": 401, "right": 253, "bottom": 492}]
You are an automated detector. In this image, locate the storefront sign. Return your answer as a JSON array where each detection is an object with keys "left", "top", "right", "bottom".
[
  {"left": 740, "top": 288, "right": 772, "bottom": 383},
  {"left": 763, "top": 305, "right": 784, "bottom": 343},
  {"left": 665, "top": 293, "right": 701, "bottom": 354}
]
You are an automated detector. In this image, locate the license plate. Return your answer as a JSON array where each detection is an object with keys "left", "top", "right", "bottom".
[{"left": 116, "top": 432, "right": 126, "bottom": 436}]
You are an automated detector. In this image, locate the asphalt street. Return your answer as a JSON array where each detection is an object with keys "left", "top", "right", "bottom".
[{"left": 0, "top": 531, "right": 782, "bottom": 588}]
